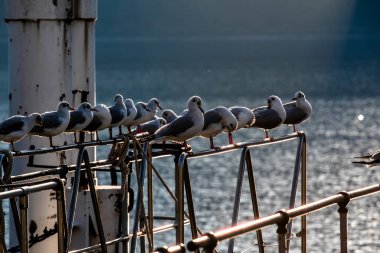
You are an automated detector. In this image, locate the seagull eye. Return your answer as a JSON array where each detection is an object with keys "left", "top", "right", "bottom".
[
  {"left": 271, "top": 97, "right": 275, "bottom": 101},
  {"left": 192, "top": 99, "right": 196, "bottom": 102}
]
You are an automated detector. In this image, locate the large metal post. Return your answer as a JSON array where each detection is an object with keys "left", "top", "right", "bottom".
[{"left": 5, "top": 0, "right": 97, "bottom": 251}]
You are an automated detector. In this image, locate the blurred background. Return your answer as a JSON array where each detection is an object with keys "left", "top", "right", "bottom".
[{"left": 1, "top": 0, "right": 380, "bottom": 251}]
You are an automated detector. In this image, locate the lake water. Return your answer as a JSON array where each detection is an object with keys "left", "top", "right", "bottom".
[{"left": 1, "top": 60, "right": 380, "bottom": 252}]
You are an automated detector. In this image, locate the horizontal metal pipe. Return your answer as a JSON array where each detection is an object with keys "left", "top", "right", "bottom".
[
  {"left": 0, "top": 181, "right": 59, "bottom": 200},
  {"left": 69, "top": 220, "right": 191, "bottom": 253},
  {"left": 188, "top": 132, "right": 303, "bottom": 159},
  {"left": 187, "top": 183, "right": 380, "bottom": 251}
]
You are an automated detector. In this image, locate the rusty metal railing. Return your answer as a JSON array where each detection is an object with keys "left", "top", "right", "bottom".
[{"left": 185, "top": 184, "right": 380, "bottom": 253}]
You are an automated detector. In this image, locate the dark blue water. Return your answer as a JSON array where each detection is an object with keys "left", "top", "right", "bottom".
[{"left": 1, "top": 61, "right": 380, "bottom": 251}]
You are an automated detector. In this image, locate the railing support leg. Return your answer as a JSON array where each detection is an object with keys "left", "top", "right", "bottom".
[
  {"left": 301, "top": 136, "right": 307, "bottom": 253},
  {"left": 148, "top": 144, "right": 154, "bottom": 251},
  {"left": 19, "top": 194, "right": 29, "bottom": 253},
  {"left": 176, "top": 154, "right": 185, "bottom": 244},
  {"left": 183, "top": 161, "right": 198, "bottom": 241},
  {"left": 338, "top": 192, "right": 350, "bottom": 253},
  {"left": 276, "top": 210, "right": 289, "bottom": 253},
  {"left": 56, "top": 188, "right": 66, "bottom": 253}
]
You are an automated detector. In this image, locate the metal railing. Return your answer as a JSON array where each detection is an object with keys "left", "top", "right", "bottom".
[
  {"left": 0, "top": 131, "right": 307, "bottom": 253},
  {"left": 185, "top": 184, "right": 380, "bottom": 253}
]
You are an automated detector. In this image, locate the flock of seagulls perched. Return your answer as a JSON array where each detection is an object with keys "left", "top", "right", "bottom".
[{"left": 0, "top": 91, "right": 312, "bottom": 151}]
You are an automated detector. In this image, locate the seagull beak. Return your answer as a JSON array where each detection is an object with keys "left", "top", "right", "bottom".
[
  {"left": 267, "top": 100, "right": 272, "bottom": 109},
  {"left": 292, "top": 97, "right": 297, "bottom": 101},
  {"left": 91, "top": 108, "right": 99, "bottom": 112},
  {"left": 199, "top": 106, "right": 204, "bottom": 114},
  {"left": 69, "top": 106, "right": 75, "bottom": 111},
  {"left": 158, "top": 104, "right": 163, "bottom": 110}
]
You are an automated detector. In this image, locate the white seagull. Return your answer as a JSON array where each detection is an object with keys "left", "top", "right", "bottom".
[
  {"left": 251, "top": 95, "right": 286, "bottom": 139},
  {"left": 30, "top": 101, "right": 74, "bottom": 146},
  {"left": 228, "top": 106, "right": 256, "bottom": 144},
  {"left": 150, "top": 96, "right": 204, "bottom": 147},
  {"left": 200, "top": 106, "right": 238, "bottom": 149},
  {"left": 0, "top": 113, "right": 42, "bottom": 151},
  {"left": 108, "top": 94, "right": 128, "bottom": 138},
  {"left": 122, "top": 98, "right": 138, "bottom": 132},
  {"left": 283, "top": 91, "right": 312, "bottom": 132},
  {"left": 83, "top": 104, "right": 112, "bottom": 141},
  {"left": 65, "top": 102, "right": 97, "bottom": 143},
  {"left": 130, "top": 98, "right": 162, "bottom": 132}
]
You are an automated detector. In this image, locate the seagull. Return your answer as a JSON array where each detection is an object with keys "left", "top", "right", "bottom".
[
  {"left": 162, "top": 109, "right": 178, "bottom": 124},
  {"left": 352, "top": 149, "right": 380, "bottom": 168},
  {"left": 251, "top": 95, "right": 286, "bottom": 139},
  {"left": 108, "top": 94, "right": 128, "bottom": 138},
  {"left": 30, "top": 101, "right": 74, "bottom": 147},
  {"left": 83, "top": 104, "right": 112, "bottom": 141},
  {"left": 200, "top": 106, "right": 238, "bottom": 149},
  {"left": 0, "top": 113, "right": 42, "bottom": 151},
  {"left": 228, "top": 106, "right": 256, "bottom": 144},
  {"left": 148, "top": 96, "right": 204, "bottom": 148},
  {"left": 132, "top": 118, "right": 167, "bottom": 135},
  {"left": 283, "top": 91, "right": 312, "bottom": 132},
  {"left": 129, "top": 98, "right": 162, "bottom": 133},
  {"left": 122, "top": 98, "right": 137, "bottom": 133},
  {"left": 65, "top": 102, "right": 97, "bottom": 143}
]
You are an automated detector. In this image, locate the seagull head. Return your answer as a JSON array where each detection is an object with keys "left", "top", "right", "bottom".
[
  {"left": 162, "top": 109, "right": 176, "bottom": 121},
  {"left": 147, "top": 98, "right": 162, "bottom": 110},
  {"left": 58, "top": 101, "right": 75, "bottom": 112},
  {"left": 114, "top": 94, "right": 124, "bottom": 105},
  {"left": 124, "top": 99, "right": 135, "bottom": 108},
  {"left": 219, "top": 107, "right": 238, "bottom": 132},
  {"left": 78, "top": 102, "right": 97, "bottom": 112},
  {"left": 292, "top": 91, "right": 306, "bottom": 101},
  {"left": 158, "top": 118, "right": 167, "bottom": 127},
  {"left": 267, "top": 95, "right": 282, "bottom": 110},
  {"left": 188, "top": 96, "right": 204, "bottom": 114},
  {"left": 30, "top": 113, "right": 43, "bottom": 126}
]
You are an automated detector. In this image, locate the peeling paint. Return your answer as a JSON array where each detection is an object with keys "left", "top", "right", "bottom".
[
  {"left": 52, "top": 0, "right": 58, "bottom": 7},
  {"left": 29, "top": 220, "right": 38, "bottom": 234},
  {"left": 59, "top": 93, "right": 66, "bottom": 101}
]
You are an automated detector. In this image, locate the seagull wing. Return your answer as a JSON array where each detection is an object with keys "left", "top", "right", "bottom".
[
  {"left": 0, "top": 116, "right": 25, "bottom": 135},
  {"left": 252, "top": 106, "right": 282, "bottom": 129},
  {"left": 155, "top": 114, "right": 194, "bottom": 138},
  {"left": 203, "top": 110, "right": 222, "bottom": 130},
  {"left": 67, "top": 111, "right": 86, "bottom": 130},
  {"left": 283, "top": 102, "right": 308, "bottom": 125}
]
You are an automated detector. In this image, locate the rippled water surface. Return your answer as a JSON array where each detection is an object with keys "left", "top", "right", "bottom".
[{"left": 1, "top": 61, "right": 380, "bottom": 252}]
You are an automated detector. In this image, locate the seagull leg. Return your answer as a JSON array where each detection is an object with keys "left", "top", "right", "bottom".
[
  {"left": 128, "top": 126, "right": 132, "bottom": 133},
  {"left": 109, "top": 128, "right": 113, "bottom": 139},
  {"left": 74, "top": 133, "right": 78, "bottom": 144},
  {"left": 292, "top": 124, "right": 296, "bottom": 132},
  {"left": 49, "top": 137, "right": 53, "bottom": 147},
  {"left": 228, "top": 132, "right": 238, "bottom": 147},
  {"left": 119, "top": 125, "right": 123, "bottom": 135},
  {"left": 90, "top": 132, "right": 94, "bottom": 142},
  {"left": 210, "top": 137, "right": 221, "bottom": 151},
  {"left": 11, "top": 142, "right": 16, "bottom": 152}
]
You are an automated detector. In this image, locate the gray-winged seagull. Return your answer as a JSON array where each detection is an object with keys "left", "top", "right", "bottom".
[
  {"left": 65, "top": 102, "right": 97, "bottom": 143},
  {"left": 108, "top": 94, "right": 128, "bottom": 138},
  {"left": 251, "top": 95, "right": 286, "bottom": 139},
  {"left": 83, "top": 104, "right": 112, "bottom": 141},
  {"left": 30, "top": 101, "right": 74, "bottom": 146},
  {"left": 283, "top": 91, "right": 312, "bottom": 132},
  {"left": 150, "top": 96, "right": 204, "bottom": 148},
  {"left": 228, "top": 106, "right": 256, "bottom": 144},
  {"left": 200, "top": 106, "right": 237, "bottom": 149},
  {"left": 0, "top": 113, "right": 42, "bottom": 151},
  {"left": 122, "top": 98, "right": 137, "bottom": 133},
  {"left": 132, "top": 118, "right": 167, "bottom": 135}
]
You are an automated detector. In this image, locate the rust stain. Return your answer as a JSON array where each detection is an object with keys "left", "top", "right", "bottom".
[{"left": 8, "top": 93, "right": 12, "bottom": 101}]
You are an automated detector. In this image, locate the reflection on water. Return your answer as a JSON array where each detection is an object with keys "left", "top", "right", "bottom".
[{"left": 1, "top": 62, "right": 380, "bottom": 251}]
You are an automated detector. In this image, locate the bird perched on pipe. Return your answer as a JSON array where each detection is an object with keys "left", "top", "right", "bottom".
[
  {"left": 283, "top": 91, "right": 312, "bottom": 132},
  {"left": 200, "top": 106, "right": 238, "bottom": 149},
  {"left": 0, "top": 113, "right": 43, "bottom": 151},
  {"left": 131, "top": 118, "right": 167, "bottom": 135},
  {"left": 65, "top": 102, "right": 97, "bottom": 143},
  {"left": 162, "top": 109, "right": 178, "bottom": 124},
  {"left": 83, "top": 104, "right": 112, "bottom": 141},
  {"left": 30, "top": 101, "right": 75, "bottom": 147},
  {"left": 228, "top": 106, "right": 256, "bottom": 145},
  {"left": 122, "top": 98, "right": 137, "bottom": 133},
  {"left": 251, "top": 95, "right": 286, "bottom": 139},
  {"left": 108, "top": 94, "right": 128, "bottom": 138},
  {"left": 144, "top": 96, "right": 204, "bottom": 149}
]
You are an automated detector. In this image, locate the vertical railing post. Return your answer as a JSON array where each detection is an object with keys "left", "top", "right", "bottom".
[
  {"left": 183, "top": 160, "right": 198, "bottom": 241},
  {"left": 176, "top": 153, "right": 186, "bottom": 244},
  {"left": 301, "top": 136, "right": 307, "bottom": 253},
  {"left": 286, "top": 134, "right": 304, "bottom": 252},
  {"left": 276, "top": 210, "right": 289, "bottom": 253},
  {"left": 19, "top": 193, "right": 29, "bottom": 253},
  {"left": 338, "top": 192, "right": 350, "bottom": 253},
  {"left": 56, "top": 187, "right": 66, "bottom": 253},
  {"left": 148, "top": 144, "right": 154, "bottom": 250}
]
